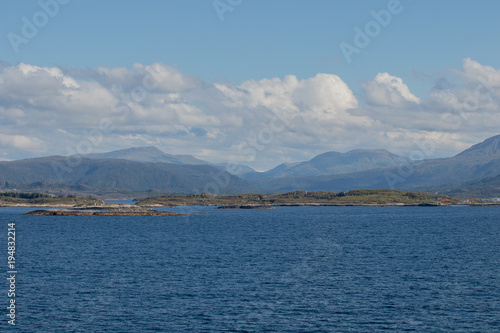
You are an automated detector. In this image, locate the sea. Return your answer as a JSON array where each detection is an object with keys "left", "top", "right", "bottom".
[{"left": 0, "top": 206, "right": 499, "bottom": 332}]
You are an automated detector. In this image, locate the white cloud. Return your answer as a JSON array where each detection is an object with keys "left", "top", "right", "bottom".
[
  {"left": 96, "top": 62, "right": 203, "bottom": 93},
  {"left": 0, "top": 134, "right": 46, "bottom": 153},
  {"left": 135, "top": 63, "right": 203, "bottom": 92},
  {"left": 0, "top": 64, "right": 117, "bottom": 124},
  {"left": 0, "top": 60, "right": 499, "bottom": 169},
  {"left": 426, "top": 58, "right": 500, "bottom": 115},
  {"left": 458, "top": 58, "right": 500, "bottom": 91},
  {"left": 17, "top": 63, "right": 79, "bottom": 88},
  {"left": 216, "top": 73, "right": 358, "bottom": 121},
  {"left": 362, "top": 72, "right": 420, "bottom": 107}
]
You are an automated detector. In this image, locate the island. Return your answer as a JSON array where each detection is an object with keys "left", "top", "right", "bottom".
[
  {"left": 2, "top": 190, "right": 497, "bottom": 215},
  {"left": 25, "top": 205, "right": 183, "bottom": 216},
  {"left": 0, "top": 192, "right": 183, "bottom": 215},
  {"left": 136, "top": 189, "right": 475, "bottom": 207}
]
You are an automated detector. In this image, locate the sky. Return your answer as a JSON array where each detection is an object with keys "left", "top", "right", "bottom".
[{"left": 0, "top": 0, "right": 499, "bottom": 170}]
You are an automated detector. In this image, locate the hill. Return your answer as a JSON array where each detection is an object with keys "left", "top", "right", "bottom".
[
  {"left": 136, "top": 189, "right": 459, "bottom": 206},
  {"left": 426, "top": 174, "right": 500, "bottom": 198},
  {"left": 0, "top": 192, "right": 102, "bottom": 206}
]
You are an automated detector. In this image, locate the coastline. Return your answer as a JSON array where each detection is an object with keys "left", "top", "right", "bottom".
[
  {"left": 2, "top": 202, "right": 499, "bottom": 210},
  {"left": 5, "top": 203, "right": 499, "bottom": 209},
  {"left": 23, "top": 205, "right": 184, "bottom": 216},
  {"left": 1, "top": 202, "right": 497, "bottom": 216},
  {"left": 142, "top": 202, "right": 500, "bottom": 208}
]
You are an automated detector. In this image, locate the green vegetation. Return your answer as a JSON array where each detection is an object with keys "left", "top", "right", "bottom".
[
  {"left": 439, "top": 175, "right": 500, "bottom": 198},
  {"left": 136, "top": 189, "right": 461, "bottom": 206},
  {"left": 0, "top": 192, "right": 103, "bottom": 206},
  {"left": 0, "top": 192, "right": 52, "bottom": 199}
]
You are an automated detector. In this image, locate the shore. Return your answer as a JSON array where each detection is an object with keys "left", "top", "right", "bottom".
[{"left": 23, "top": 205, "right": 184, "bottom": 216}]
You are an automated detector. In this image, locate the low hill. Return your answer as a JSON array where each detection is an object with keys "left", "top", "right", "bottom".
[
  {"left": 136, "top": 189, "right": 459, "bottom": 206},
  {"left": 0, "top": 192, "right": 102, "bottom": 206},
  {"left": 427, "top": 174, "right": 500, "bottom": 198}
]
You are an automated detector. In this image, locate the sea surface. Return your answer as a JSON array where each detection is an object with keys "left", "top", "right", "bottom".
[{"left": 0, "top": 206, "right": 499, "bottom": 332}]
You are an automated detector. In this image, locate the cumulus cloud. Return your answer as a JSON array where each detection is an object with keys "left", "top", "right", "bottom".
[
  {"left": 362, "top": 72, "right": 421, "bottom": 107},
  {"left": 426, "top": 58, "right": 500, "bottom": 114},
  {"left": 216, "top": 73, "right": 358, "bottom": 121},
  {"left": 96, "top": 62, "right": 203, "bottom": 93},
  {"left": 458, "top": 58, "right": 500, "bottom": 91},
  {"left": 0, "top": 63, "right": 117, "bottom": 122},
  {"left": 0, "top": 134, "right": 46, "bottom": 153},
  {"left": 0, "top": 60, "right": 499, "bottom": 169}
]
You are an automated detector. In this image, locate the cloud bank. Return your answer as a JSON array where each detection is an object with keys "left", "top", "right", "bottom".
[{"left": 0, "top": 58, "right": 499, "bottom": 170}]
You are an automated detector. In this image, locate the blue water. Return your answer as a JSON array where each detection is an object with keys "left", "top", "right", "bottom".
[{"left": 0, "top": 206, "right": 499, "bottom": 332}]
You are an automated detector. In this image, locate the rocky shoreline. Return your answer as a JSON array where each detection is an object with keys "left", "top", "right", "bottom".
[
  {"left": 7, "top": 202, "right": 500, "bottom": 215},
  {"left": 218, "top": 205, "right": 275, "bottom": 209},
  {"left": 1, "top": 204, "right": 88, "bottom": 208},
  {"left": 215, "top": 203, "right": 447, "bottom": 208},
  {"left": 24, "top": 205, "right": 183, "bottom": 216}
]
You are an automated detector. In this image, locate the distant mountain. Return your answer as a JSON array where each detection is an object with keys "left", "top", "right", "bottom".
[
  {"left": 246, "top": 149, "right": 404, "bottom": 179},
  {"left": 256, "top": 135, "right": 500, "bottom": 193},
  {"left": 82, "top": 146, "right": 209, "bottom": 165},
  {"left": 455, "top": 134, "right": 500, "bottom": 159},
  {"left": 1, "top": 135, "right": 500, "bottom": 197},
  {"left": 0, "top": 156, "right": 256, "bottom": 194},
  {"left": 82, "top": 146, "right": 256, "bottom": 175},
  {"left": 213, "top": 162, "right": 256, "bottom": 176}
]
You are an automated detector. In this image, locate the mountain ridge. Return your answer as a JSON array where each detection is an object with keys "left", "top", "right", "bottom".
[
  {"left": 245, "top": 148, "right": 405, "bottom": 179},
  {"left": 0, "top": 156, "right": 257, "bottom": 194},
  {"left": 455, "top": 134, "right": 500, "bottom": 158},
  {"left": 81, "top": 146, "right": 256, "bottom": 175},
  {"left": 0, "top": 134, "right": 499, "bottom": 197},
  {"left": 254, "top": 135, "right": 500, "bottom": 194},
  {"left": 82, "top": 146, "right": 210, "bottom": 165}
]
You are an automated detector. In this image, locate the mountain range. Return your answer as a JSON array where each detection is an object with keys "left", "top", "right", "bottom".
[
  {"left": 254, "top": 135, "right": 500, "bottom": 194},
  {"left": 83, "top": 146, "right": 210, "bottom": 165},
  {"left": 0, "top": 134, "right": 499, "bottom": 198},
  {"left": 244, "top": 149, "right": 404, "bottom": 179}
]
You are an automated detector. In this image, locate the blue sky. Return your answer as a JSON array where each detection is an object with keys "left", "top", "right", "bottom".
[{"left": 1, "top": 0, "right": 500, "bottom": 170}]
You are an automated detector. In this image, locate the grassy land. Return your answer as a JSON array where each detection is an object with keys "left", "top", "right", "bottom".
[
  {"left": 136, "top": 189, "right": 467, "bottom": 206},
  {"left": 0, "top": 192, "right": 103, "bottom": 206}
]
